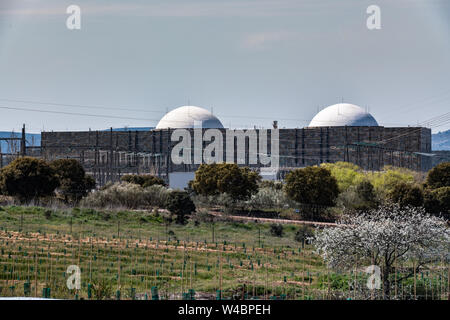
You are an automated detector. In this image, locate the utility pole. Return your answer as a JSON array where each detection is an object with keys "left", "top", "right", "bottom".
[{"left": 20, "top": 124, "right": 26, "bottom": 157}]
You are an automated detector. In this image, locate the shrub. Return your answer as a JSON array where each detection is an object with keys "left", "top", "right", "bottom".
[
  {"left": 367, "top": 166, "right": 417, "bottom": 198},
  {"left": 294, "top": 225, "right": 314, "bottom": 243},
  {"left": 191, "top": 163, "right": 260, "bottom": 201},
  {"left": 270, "top": 224, "right": 284, "bottom": 237},
  {"left": 44, "top": 210, "right": 52, "bottom": 219},
  {"left": 284, "top": 166, "right": 339, "bottom": 206},
  {"left": 121, "top": 174, "right": 165, "bottom": 188},
  {"left": 426, "top": 162, "right": 450, "bottom": 189},
  {"left": 165, "top": 191, "right": 196, "bottom": 225},
  {"left": 51, "top": 159, "right": 96, "bottom": 203},
  {"left": 336, "top": 184, "right": 378, "bottom": 211},
  {"left": 192, "top": 193, "right": 235, "bottom": 209},
  {"left": 91, "top": 278, "right": 113, "bottom": 300},
  {"left": 355, "top": 180, "right": 376, "bottom": 203},
  {"left": 144, "top": 184, "right": 171, "bottom": 207},
  {"left": 320, "top": 162, "right": 365, "bottom": 191},
  {"left": 424, "top": 186, "right": 450, "bottom": 215},
  {"left": 388, "top": 183, "right": 423, "bottom": 208},
  {"left": 0, "top": 157, "right": 59, "bottom": 203},
  {"left": 259, "top": 180, "right": 283, "bottom": 190},
  {"left": 191, "top": 209, "right": 216, "bottom": 224},
  {"left": 247, "top": 187, "right": 289, "bottom": 210},
  {"left": 80, "top": 182, "right": 170, "bottom": 209}
]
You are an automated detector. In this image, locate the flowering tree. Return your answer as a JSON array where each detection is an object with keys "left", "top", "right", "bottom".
[{"left": 314, "top": 204, "right": 449, "bottom": 299}]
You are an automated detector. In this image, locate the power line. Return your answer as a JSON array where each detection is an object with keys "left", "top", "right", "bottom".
[
  {"left": 0, "top": 97, "right": 421, "bottom": 127},
  {"left": 0, "top": 105, "right": 163, "bottom": 122},
  {"left": 0, "top": 98, "right": 166, "bottom": 114}
]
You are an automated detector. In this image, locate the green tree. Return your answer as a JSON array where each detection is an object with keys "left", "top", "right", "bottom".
[
  {"left": 165, "top": 191, "right": 196, "bottom": 224},
  {"left": 426, "top": 162, "right": 450, "bottom": 189},
  {"left": 284, "top": 166, "right": 339, "bottom": 206},
  {"left": 0, "top": 157, "right": 58, "bottom": 203},
  {"left": 270, "top": 224, "right": 284, "bottom": 237},
  {"left": 191, "top": 163, "right": 260, "bottom": 201},
  {"left": 121, "top": 174, "right": 165, "bottom": 188},
  {"left": 355, "top": 180, "right": 376, "bottom": 204},
  {"left": 424, "top": 186, "right": 450, "bottom": 215},
  {"left": 389, "top": 183, "right": 424, "bottom": 208},
  {"left": 320, "top": 162, "right": 365, "bottom": 191},
  {"left": 367, "top": 166, "right": 416, "bottom": 197},
  {"left": 51, "top": 159, "right": 96, "bottom": 203}
]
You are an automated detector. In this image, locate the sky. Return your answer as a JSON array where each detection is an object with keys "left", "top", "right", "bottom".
[{"left": 0, "top": 0, "right": 449, "bottom": 133}]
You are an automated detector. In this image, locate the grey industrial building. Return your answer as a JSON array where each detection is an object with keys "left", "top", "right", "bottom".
[{"left": 38, "top": 103, "right": 432, "bottom": 188}]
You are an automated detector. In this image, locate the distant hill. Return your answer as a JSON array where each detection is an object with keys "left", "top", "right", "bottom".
[{"left": 432, "top": 129, "right": 450, "bottom": 151}]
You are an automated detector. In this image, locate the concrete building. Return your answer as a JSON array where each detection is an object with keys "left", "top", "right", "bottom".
[{"left": 40, "top": 104, "right": 432, "bottom": 188}]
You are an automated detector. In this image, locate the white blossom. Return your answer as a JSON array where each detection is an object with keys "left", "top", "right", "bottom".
[{"left": 314, "top": 204, "right": 449, "bottom": 298}]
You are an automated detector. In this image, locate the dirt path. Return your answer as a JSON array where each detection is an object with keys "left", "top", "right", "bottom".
[{"left": 208, "top": 212, "right": 341, "bottom": 227}]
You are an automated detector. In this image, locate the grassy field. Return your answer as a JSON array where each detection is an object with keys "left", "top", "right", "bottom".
[{"left": 0, "top": 206, "right": 447, "bottom": 300}]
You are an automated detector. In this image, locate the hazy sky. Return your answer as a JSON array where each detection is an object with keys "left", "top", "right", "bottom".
[{"left": 0, "top": 0, "right": 449, "bottom": 133}]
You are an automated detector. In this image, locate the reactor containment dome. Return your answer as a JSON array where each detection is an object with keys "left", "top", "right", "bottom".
[
  {"left": 308, "top": 103, "right": 379, "bottom": 127},
  {"left": 156, "top": 106, "right": 224, "bottom": 129}
]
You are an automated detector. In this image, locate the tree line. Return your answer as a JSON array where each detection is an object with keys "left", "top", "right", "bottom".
[{"left": 1, "top": 157, "right": 449, "bottom": 219}]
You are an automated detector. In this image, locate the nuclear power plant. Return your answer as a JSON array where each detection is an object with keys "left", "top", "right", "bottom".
[{"left": 36, "top": 102, "right": 432, "bottom": 188}]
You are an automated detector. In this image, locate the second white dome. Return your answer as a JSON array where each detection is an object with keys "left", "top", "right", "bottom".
[{"left": 308, "top": 103, "right": 379, "bottom": 127}]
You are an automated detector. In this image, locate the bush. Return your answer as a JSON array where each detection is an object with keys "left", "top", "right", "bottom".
[
  {"left": 284, "top": 166, "right": 339, "bottom": 206},
  {"left": 191, "top": 163, "right": 260, "bottom": 201},
  {"left": 367, "top": 166, "right": 418, "bottom": 198},
  {"left": 165, "top": 191, "right": 196, "bottom": 225},
  {"left": 91, "top": 278, "right": 113, "bottom": 300},
  {"left": 320, "top": 162, "right": 365, "bottom": 191},
  {"left": 191, "top": 209, "right": 216, "bottom": 224},
  {"left": 389, "top": 183, "right": 424, "bottom": 208},
  {"left": 424, "top": 186, "right": 450, "bottom": 215},
  {"left": 294, "top": 225, "right": 314, "bottom": 243},
  {"left": 426, "top": 162, "right": 450, "bottom": 189},
  {"left": 0, "top": 157, "right": 59, "bottom": 203},
  {"left": 44, "top": 210, "right": 52, "bottom": 219},
  {"left": 247, "top": 187, "right": 290, "bottom": 210},
  {"left": 80, "top": 182, "right": 170, "bottom": 209},
  {"left": 192, "top": 193, "right": 235, "bottom": 209},
  {"left": 259, "top": 180, "right": 283, "bottom": 190},
  {"left": 144, "top": 185, "right": 171, "bottom": 207},
  {"left": 336, "top": 183, "right": 378, "bottom": 212},
  {"left": 121, "top": 174, "right": 165, "bottom": 188},
  {"left": 355, "top": 180, "right": 376, "bottom": 204},
  {"left": 270, "top": 224, "right": 284, "bottom": 237},
  {"left": 51, "top": 159, "right": 96, "bottom": 203}
]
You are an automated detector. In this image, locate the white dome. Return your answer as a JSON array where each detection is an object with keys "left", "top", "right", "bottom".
[
  {"left": 156, "top": 106, "right": 224, "bottom": 129},
  {"left": 308, "top": 103, "right": 379, "bottom": 127}
]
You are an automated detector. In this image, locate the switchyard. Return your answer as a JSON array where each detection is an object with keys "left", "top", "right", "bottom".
[{"left": 1, "top": 104, "right": 433, "bottom": 187}]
